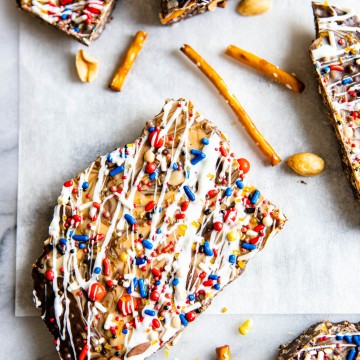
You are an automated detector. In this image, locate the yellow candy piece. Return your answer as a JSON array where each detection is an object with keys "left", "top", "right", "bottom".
[
  {"left": 178, "top": 224, "right": 187, "bottom": 236},
  {"left": 227, "top": 230, "right": 239, "bottom": 242},
  {"left": 221, "top": 307, "right": 228, "bottom": 313},
  {"left": 239, "top": 319, "right": 254, "bottom": 335},
  {"left": 120, "top": 252, "right": 128, "bottom": 262}
]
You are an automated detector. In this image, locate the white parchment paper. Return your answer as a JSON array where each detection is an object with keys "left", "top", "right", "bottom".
[{"left": 16, "top": 0, "right": 360, "bottom": 316}]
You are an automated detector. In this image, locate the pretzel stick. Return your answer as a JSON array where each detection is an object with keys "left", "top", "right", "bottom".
[
  {"left": 180, "top": 44, "right": 281, "bottom": 166},
  {"left": 225, "top": 45, "right": 305, "bottom": 93},
  {"left": 109, "top": 31, "right": 148, "bottom": 92},
  {"left": 216, "top": 345, "right": 231, "bottom": 360}
]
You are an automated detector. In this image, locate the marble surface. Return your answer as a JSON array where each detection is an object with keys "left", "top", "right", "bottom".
[{"left": 1, "top": 0, "right": 359, "bottom": 359}]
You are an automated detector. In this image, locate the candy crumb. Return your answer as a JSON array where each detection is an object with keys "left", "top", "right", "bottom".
[
  {"left": 239, "top": 318, "right": 254, "bottom": 335},
  {"left": 221, "top": 307, "right": 228, "bottom": 313}
]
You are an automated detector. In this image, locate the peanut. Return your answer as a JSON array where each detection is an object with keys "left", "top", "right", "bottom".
[
  {"left": 75, "top": 49, "right": 99, "bottom": 83},
  {"left": 287, "top": 152, "right": 325, "bottom": 177},
  {"left": 237, "top": 0, "right": 271, "bottom": 16}
]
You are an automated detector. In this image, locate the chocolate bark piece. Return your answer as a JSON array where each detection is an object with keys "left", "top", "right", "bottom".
[
  {"left": 160, "top": 0, "right": 227, "bottom": 25},
  {"left": 278, "top": 320, "right": 360, "bottom": 360},
  {"left": 32, "top": 98, "right": 286, "bottom": 360},
  {"left": 17, "top": 0, "right": 117, "bottom": 46},
  {"left": 310, "top": 2, "right": 360, "bottom": 201}
]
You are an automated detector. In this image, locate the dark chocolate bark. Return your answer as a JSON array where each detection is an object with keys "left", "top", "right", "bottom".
[
  {"left": 278, "top": 320, "right": 360, "bottom": 359},
  {"left": 310, "top": 2, "right": 360, "bottom": 201},
  {"left": 160, "top": 0, "right": 227, "bottom": 25},
  {"left": 18, "top": 0, "right": 117, "bottom": 46},
  {"left": 32, "top": 99, "right": 286, "bottom": 360}
]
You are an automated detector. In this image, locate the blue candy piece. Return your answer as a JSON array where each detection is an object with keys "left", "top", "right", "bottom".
[
  {"left": 148, "top": 126, "right": 155, "bottom": 132},
  {"left": 204, "top": 242, "right": 214, "bottom": 256},
  {"left": 78, "top": 243, "right": 86, "bottom": 249},
  {"left": 342, "top": 77, "right": 353, "bottom": 85},
  {"left": 106, "top": 154, "right": 113, "bottom": 163},
  {"left": 74, "top": 27, "right": 80, "bottom": 32},
  {"left": 208, "top": 274, "right": 219, "bottom": 281},
  {"left": 172, "top": 163, "right": 178, "bottom": 170},
  {"left": 82, "top": 182, "right": 89, "bottom": 190},
  {"left": 145, "top": 309, "right": 156, "bottom": 316},
  {"left": 156, "top": 228, "right": 162, "bottom": 234},
  {"left": 142, "top": 240, "right": 153, "bottom": 250},
  {"left": 344, "top": 335, "right": 353, "bottom": 343},
  {"left": 213, "top": 284, "right": 221, "bottom": 291},
  {"left": 190, "top": 149, "right": 202, "bottom": 155},
  {"left": 184, "top": 186, "right": 196, "bottom": 201},
  {"left": 201, "top": 138, "right": 209, "bottom": 145},
  {"left": 188, "top": 294, "right": 195, "bottom": 301},
  {"left": 242, "top": 243, "right": 257, "bottom": 251},
  {"left": 225, "top": 187, "right": 233, "bottom": 197},
  {"left": 149, "top": 170, "right": 159, "bottom": 180},
  {"left": 122, "top": 329, "right": 128, "bottom": 334},
  {"left": 236, "top": 179, "right": 244, "bottom": 189},
  {"left": 229, "top": 255, "right": 236, "bottom": 264},
  {"left": 179, "top": 314, "right": 188, "bottom": 326},
  {"left": 353, "top": 335, "right": 360, "bottom": 346},
  {"left": 191, "top": 152, "right": 206, "bottom": 166},
  {"left": 110, "top": 165, "right": 125, "bottom": 177},
  {"left": 94, "top": 267, "right": 101, "bottom": 275},
  {"left": 135, "top": 257, "right": 146, "bottom": 266},
  {"left": 61, "top": 14, "right": 68, "bottom": 20},
  {"left": 59, "top": 238, "right": 68, "bottom": 245},
  {"left": 347, "top": 349, "right": 356, "bottom": 360},
  {"left": 155, "top": 280, "right": 161, "bottom": 286},
  {"left": 250, "top": 190, "right": 260, "bottom": 204},
  {"left": 133, "top": 277, "right": 139, "bottom": 289},
  {"left": 323, "top": 66, "right": 330, "bottom": 73},
  {"left": 138, "top": 279, "right": 147, "bottom": 298},
  {"left": 172, "top": 278, "right": 179, "bottom": 286},
  {"left": 124, "top": 213, "right": 136, "bottom": 225},
  {"left": 336, "top": 335, "right": 344, "bottom": 341},
  {"left": 72, "top": 235, "right": 89, "bottom": 242}
]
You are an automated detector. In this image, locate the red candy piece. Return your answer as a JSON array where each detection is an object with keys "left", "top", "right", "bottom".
[
  {"left": 330, "top": 65, "right": 344, "bottom": 72},
  {"left": 208, "top": 189, "right": 218, "bottom": 199},
  {"left": 213, "top": 222, "right": 223, "bottom": 232},
  {"left": 145, "top": 200, "right": 156, "bottom": 212},
  {"left": 254, "top": 224, "right": 264, "bottom": 232},
  {"left": 106, "top": 280, "right": 114, "bottom": 288},
  {"left": 79, "top": 344, "right": 90, "bottom": 360},
  {"left": 185, "top": 311, "right": 196, "bottom": 322},
  {"left": 102, "top": 258, "right": 110, "bottom": 276},
  {"left": 220, "top": 146, "right": 228, "bottom": 157},
  {"left": 146, "top": 162, "right": 157, "bottom": 174},
  {"left": 152, "top": 319, "right": 161, "bottom": 329},
  {"left": 64, "top": 180, "right": 73, "bottom": 187},
  {"left": 237, "top": 158, "right": 250, "bottom": 174},
  {"left": 45, "top": 270, "right": 54, "bottom": 281},
  {"left": 181, "top": 201, "right": 189, "bottom": 212},
  {"left": 176, "top": 213, "right": 185, "bottom": 220},
  {"left": 60, "top": 0, "right": 74, "bottom": 5},
  {"left": 203, "top": 280, "right": 214, "bottom": 287},
  {"left": 150, "top": 291, "right": 160, "bottom": 302},
  {"left": 118, "top": 294, "right": 139, "bottom": 316},
  {"left": 250, "top": 236, "right": 260, "bottom": 245},
  {"left": 151, "top": 268, "right": 161, "bottom": 277},
  {"left": 87, "top": 5, "right": 101, "bottom": 14},
  {"left": 199, "top": 271, "right": 206, "bottom": 279},
  {"left": 149, "top": 129, "right": 165, "bottom": 148},
  {"left": 93, "top": 202, "right": 101, "bottom": 209},
  {"left": 88, "top": 282, "right": 106, "bottom": 302}
]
